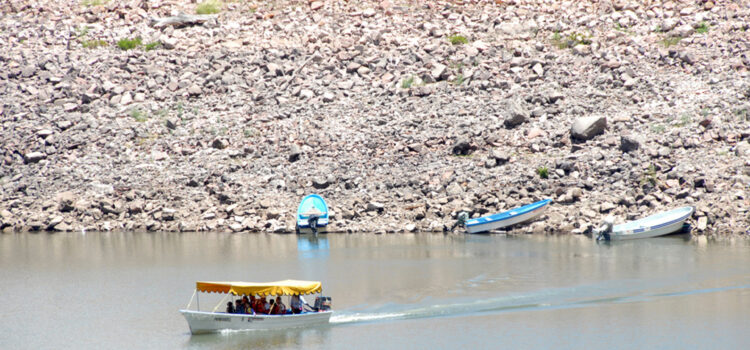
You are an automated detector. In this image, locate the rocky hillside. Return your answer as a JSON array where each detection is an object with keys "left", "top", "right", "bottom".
[{"left": 1, "top": 0, "right": 749, "bottom": 236}]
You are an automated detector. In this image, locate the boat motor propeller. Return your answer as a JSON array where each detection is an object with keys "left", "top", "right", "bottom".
[
  {"left": 594, "top": 216, "right": 615, "bottom": 241},
  {"left": 445, "top": 212, "right": 469, "bottom": 232},
  {"left": 308, "top": 213, "right": 320, "bottom": 235}
]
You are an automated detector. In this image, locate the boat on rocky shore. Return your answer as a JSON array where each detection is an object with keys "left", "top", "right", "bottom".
[
  {"left": 180, "top": 280, "right": 332, "bottom": 334},
  {"left": 595, "top": 206, "right": 695, "bottom": 241},
  {"left": 296, "top": 194, "right": 329, "bottom": 234},
  {"left": 463, "top": 199, "right": 552, "bottom": 233}
]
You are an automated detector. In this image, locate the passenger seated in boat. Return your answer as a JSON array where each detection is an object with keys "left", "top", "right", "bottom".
[
  {"left": 264, "top": 297, "right": 271, "bottom": 313},
  {"left": 275, "top": 297, "right": 287, "bottom": 314},
  {"left": 290, "top": 295, "right": 304, "bottom": 314},
  {"left": 248, "top": 295, "right": 257, "bottom": 314},
  {"left": 255, "top": 297, "right": 267, "bottom": 314},
  {"left": 251, "top": 295, "right": 262, "bottom": 313},
  {"left": 269, "top": 299, "right": 279, "bottom": 314},
  {"left": 241, "top": 296, "right": 252, "bottom": 314},
  {"left": 235, "top": 299, "right": 246, "bottom": 314},
  {"left": 226, "top": 301, "right": 235, "bottom": 314}
]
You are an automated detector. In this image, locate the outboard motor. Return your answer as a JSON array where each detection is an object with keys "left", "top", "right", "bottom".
[
  {"left": 594, "top": 216, "right": 615, "bottom": 241},
  {"left": 445, "top": 211, "right": 469, "bottom": 232},
  {"left": 308, "top": 213, "right": 320, "bottom": 235},
  {"left": 314, "top": 296, "right": 332, "bottom": 311}
]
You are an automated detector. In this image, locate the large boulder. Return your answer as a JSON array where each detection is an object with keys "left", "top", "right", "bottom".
[
  {"left": 620, "top": 135, "right": 642, "bottom": 153},
  {"left": 451, "top": 138, "right": 475, "bottom": 155},
  {"left": 571, "top": 116, "right": 607, "bottom": 141},
  {"left": 56, "top": 191, "right": 76, "bottom": 212},
  {"left": 23, "top": 151, "right": 46, "bottom": 164},
  {"left": 503, "top": 100, "right": 529, "bottom": 128},
  {"left": 735, "top": 141, "right": 750, "bottom": 157}
]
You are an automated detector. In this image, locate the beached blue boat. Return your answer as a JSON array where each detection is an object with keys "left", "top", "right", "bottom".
[
  {"left": 296, "top": 194, "right": 329, "bottom": 234},
  {"left": 595, "top": 206, "right": 694, "bottom": 241},
  {"left": 464, "top": 199, "right": 551, "bottom": 233}
]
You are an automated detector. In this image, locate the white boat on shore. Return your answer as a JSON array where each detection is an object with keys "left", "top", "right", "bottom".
[
  {"left": 180, "top": 280, "right": 332, "bottom": 334},
  {"left": 595, "top": 206, "right": 694, "bottom": 241}
]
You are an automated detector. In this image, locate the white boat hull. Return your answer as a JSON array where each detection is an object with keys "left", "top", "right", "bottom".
[
  {"left": 465, "top": 205, "right": 548, "bottom": 233},
  {"left": 608, "top": 220, "right": 686, "bottom": 240},
  {"left": 603, "top": 206, "right": 694, "bottom": 241},
  {"left": 180, "top": 310, "right": 332, "bottom": 334}
]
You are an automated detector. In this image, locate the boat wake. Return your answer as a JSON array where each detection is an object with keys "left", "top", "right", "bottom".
[
  {"left": 330, "top": 312, "right": 407, "bottom": 324},
  {"left": 330, "top": 291, "right": 554, "bottom": 325},
  {"left": 330, "top": 278, "right": 750, "bottom": 326}
]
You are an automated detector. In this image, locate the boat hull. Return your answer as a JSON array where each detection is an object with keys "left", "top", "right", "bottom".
[
  {"left": 297, "top": 226, "right": 328, "bottom": 234},
  {"left": 180, "top": 310, "right": 332, "bottom": 334},
  {"left": 465, "top": 199, "right": 551, "bottom": 234},
  {"left": 296, "top": 194, "right": 329, "bottom": 230},
  {"left": 605, "top": 206, "right": 694, "bottom": 241}
]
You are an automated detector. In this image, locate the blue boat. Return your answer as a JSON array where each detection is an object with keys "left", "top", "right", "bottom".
[
  {"left": 464, "top": 199, "right": 552, "bottom": 233},
  {"left": 595, "top": 206, "right": 694, "bottom": 241},
  {"left": 296, "top": 194, "right": 329, "bottom": 234}
]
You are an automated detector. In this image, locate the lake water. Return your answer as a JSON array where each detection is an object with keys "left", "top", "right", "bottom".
[{"left": 1, "top": 232, "right": 749, "bottom": 349}]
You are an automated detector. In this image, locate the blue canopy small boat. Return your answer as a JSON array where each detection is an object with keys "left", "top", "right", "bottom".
[
  {"left": 595, "top": 206, "right": 694, "bottom": 241},
  {"left": 296, "top": 194, "right": 329, "bottom": 234},
  {"left": 464, "top": 199, "right": 551, "bottom": 233}
]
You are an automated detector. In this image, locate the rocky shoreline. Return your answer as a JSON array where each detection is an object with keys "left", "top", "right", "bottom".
[{"left": 1, "top": 0, "right": 749, "bottom": 237}]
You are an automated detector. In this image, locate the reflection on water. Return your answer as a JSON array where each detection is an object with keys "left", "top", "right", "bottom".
[
  {"left": 186, "top": 326, "right": 331, "bottom": 350},
  {"left": 297, "top": 234, "right": 329, "bottom": 259},
  {"left": 1, "top": 232, "right": 749, "bottom": 350}
]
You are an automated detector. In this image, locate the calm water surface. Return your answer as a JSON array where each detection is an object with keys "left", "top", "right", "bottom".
[{"left": 1, "top": 232, "right": 749, "bottom": 349}]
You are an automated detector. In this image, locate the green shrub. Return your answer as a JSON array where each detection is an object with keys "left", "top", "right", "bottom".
[
  {"left": 81, "top": 0, "right": 109, "bottom": 7},
  {"left": 614, "top": 23, "right": 633, "bottom": 35},
  {"left": 244, "top": 128, "right": 260, "bottom": 138},
  {"left": 130, "top": 108, "right": 147, "bottom": 122},
  {"left": 536, "top": 166, "right": 549, "bottom": 179},
  {"left": 696, "top": 22, "right": 709, "bottom": 34},
  {"left": 81, "top": 39, "right": 107, "bottom": 49},
  {"left": 176, "top": 102, "right": 184, "bottom": 119},
  {"left": 196, "top": 0, "right": 221, "bottom": 14},
  {"left": 650, "top": 124, "right": 666, "bottom": 133},
  {"left": 447, "top": 34, "right": 468, "bottom": 45},
  {"left": 551, "top": 31, "right": 591, "bottom": 49},
  {"left": 659, "top": 36, "right": 682, "bottom": 47},
  {"left": 401, "top": 76, "right": 414, "bottom": 89},
  {"left": 676, "top": 114, "right": 691, "bottom": 127},
  {"left": 641, "top": 164, "right": 658, "bottom": 186},
  {"left": 144, "top": 42, "right": 161, "bottom": 51},
  {"left": 117, "top": 37, "right": 142, "bottom": 50},
  {"left": 75, "top": 26, "right": 90, "bottom": 38},
  {"left": 454, "top": 74, "right": 465, "bottom": 86}
]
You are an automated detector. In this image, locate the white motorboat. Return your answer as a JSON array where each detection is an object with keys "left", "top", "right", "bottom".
[
  {"left": 595, "top": 206, "right": 694, "bottom": 241},
  {"left": 180, "top": 280, "right": 332, "bottom": 334}
]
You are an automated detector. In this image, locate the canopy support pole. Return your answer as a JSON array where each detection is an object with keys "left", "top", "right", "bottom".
[
  {"left": 212, "top": 293, "right": 232, "bottom": 313},
  {"left": 186, "top": 289, "right": 197, "bottom": 310}
]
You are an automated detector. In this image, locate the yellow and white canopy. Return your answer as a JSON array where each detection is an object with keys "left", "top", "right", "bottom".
[{"left": 195, "top": 280, "right": 322, "bottom": 296}]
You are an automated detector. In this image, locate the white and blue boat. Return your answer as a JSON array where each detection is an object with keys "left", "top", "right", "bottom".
[
  {"left": 595, "top": 206, "right": 694, "bottom": 241},
  {"left": 296, "top": 194, "right": 329, "bottom": 234},
  {"left": 464, "top": 199, "right": 552, "bottom": 233}
]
